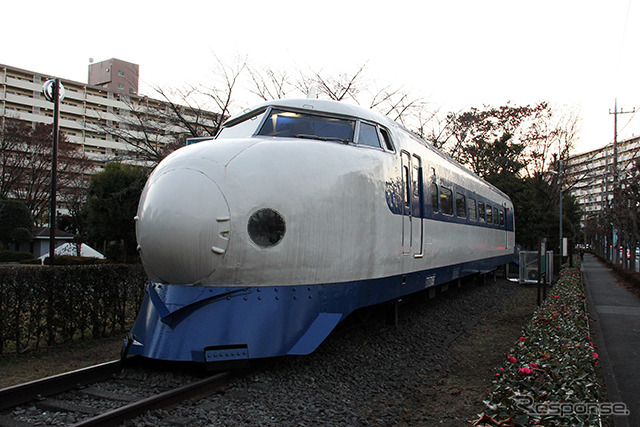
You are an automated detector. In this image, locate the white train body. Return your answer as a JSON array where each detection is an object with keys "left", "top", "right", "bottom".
[{"left": 127, "top": 99, "right": 515, "bottom": 363}]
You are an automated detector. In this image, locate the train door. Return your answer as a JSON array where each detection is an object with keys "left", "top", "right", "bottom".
[
  {"left": 412, "top": 155, "right": 424, "bottom": 257},
  {"left": 401, "top": 152, "right": 424, "bottom": 257},
  {"left": 401, "top": 152, "right": 411, "bottom": 254}
]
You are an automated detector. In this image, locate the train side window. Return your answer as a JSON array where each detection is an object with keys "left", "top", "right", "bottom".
[
  {"left": 468, "top": 197, "right": 477, "bottom": 221},
  {"left": 486, "top": 204, "right": 493, "bottom": 224},
  {"left": 499, "top": 210, "right": 505, "bottom": 226},
  {"left": 456, "top": 192, "right": 466, "bottom": 218},
  {"left": 441, "top": 187, "right": 453, "bottom": 215},
  {"left": 403, "top": 165, "right": 411, "bottom": 207},
  {"left": 358, "top": 122, "right": 382, "bottom": 148},
  {"left": 430, "top": 182, "right": 438, "bottom": 213},
  {"left": 494, "top": 207, "right": 500, "bottom": 225},
  {"left": 380, "top": 127, "right": 394, "bottom": 151},
  {"left": 478, "top": 202, "right": 485, "bottom": 222}
]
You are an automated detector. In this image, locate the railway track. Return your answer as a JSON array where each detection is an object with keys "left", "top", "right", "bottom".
[{"left": 0, "top": 357, "right": 237, "bottom": 426}]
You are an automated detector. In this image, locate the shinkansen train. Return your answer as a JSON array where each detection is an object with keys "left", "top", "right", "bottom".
[{"left": 124, "top": 98, "right": 515, "bottom": 364}]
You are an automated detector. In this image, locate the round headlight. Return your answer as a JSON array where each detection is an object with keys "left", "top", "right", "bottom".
[{"left": 248, "top": 209, "right": 286, "bottom": 248}]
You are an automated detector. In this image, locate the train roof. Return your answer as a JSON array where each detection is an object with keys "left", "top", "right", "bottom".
[{"left": 224, "top": 98, "right": 399, "bottom": 129}]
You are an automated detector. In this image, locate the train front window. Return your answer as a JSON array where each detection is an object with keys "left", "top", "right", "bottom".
[
  {"left": 217, "top": 109, "right": 267, "bottom": 139},
  {"left": 258, "top": 109, "right": 356, "bottom": 143}
]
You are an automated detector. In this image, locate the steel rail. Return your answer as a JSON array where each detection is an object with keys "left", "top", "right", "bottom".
[
  {"left": 0, "top": 360, "right": 124, "bottom": 410},
  {"left": 72, "top": 370, "right": 235, "bottom": 427}
]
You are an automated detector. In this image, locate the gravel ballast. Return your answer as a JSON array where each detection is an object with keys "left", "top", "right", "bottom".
[{"left": 128, "top": 276, "right": 536, "bottom": 426}]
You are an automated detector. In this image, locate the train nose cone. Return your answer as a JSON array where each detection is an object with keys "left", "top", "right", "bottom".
[{"left": 136, "top": 168, "right": 230, "bottom": 285}]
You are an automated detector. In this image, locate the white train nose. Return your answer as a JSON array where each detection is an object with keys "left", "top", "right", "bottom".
[{"left": 136, "top": 168, "right": 230, "bottom": 285}]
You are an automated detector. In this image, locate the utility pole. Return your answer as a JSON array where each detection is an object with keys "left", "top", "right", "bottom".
[{"left": 608, "top": 99, "right": 635, "bottom": 263}]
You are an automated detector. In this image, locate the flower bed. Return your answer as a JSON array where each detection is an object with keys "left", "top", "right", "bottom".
[{"left": 476, "top": 263, "right": 603, "bottom": 426}]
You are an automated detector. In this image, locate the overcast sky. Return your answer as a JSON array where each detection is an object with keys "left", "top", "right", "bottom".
[{"left": 4, "top": 0, "right": 639, "bottom": 154}]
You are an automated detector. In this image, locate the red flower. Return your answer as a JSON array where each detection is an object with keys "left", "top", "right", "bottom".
[
  {"left": 519, "top": 336, "right": 525, "bottom": 342},
  {"left": 592, "top": 352, "right": 599, "bottom": 360},
  {"left": 508, "top": 355, "right": 517, "bottom": 363},
  {"left": 529, "top": 363, "right": 539, "bottom": 370},
  {"left": 519, "top": 367, "right": 533, "bottom": 374}
]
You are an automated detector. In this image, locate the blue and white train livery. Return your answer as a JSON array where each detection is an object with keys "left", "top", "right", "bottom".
[{"left": 125, "top": 98, "right": 515, "bottom": 364}]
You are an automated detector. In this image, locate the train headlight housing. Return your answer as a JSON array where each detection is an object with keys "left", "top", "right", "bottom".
[{"left": 248, "top": 208, "right": 286, "bottom": 248}]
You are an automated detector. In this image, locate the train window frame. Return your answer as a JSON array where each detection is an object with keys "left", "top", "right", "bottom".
[
  {"left": 430, "top": 182, "right": 438, "bottom": 213},
  {"left": 493, "top": 207, "right": 500, "bottom": 225},
  {"left": 468, "top": 197, "right": 477, "bottom": 221},
  {"left": 478, "top": 201, "right": 485, "bottom": 222},
  {"left": 455, "top": 192, "right": 466, "bottom": 218},
  {"left": 486, "top": 204, "right": 493, "bottom": 224},
  {"left": 440, "top": 186, "right": 453, "bottom": 216}
]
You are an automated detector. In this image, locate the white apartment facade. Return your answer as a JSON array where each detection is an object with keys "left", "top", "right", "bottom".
[
  {"left": 1, "top": 59, "right": 218, "bottom": 171},
  {"left": 565, "top": 136, "right": 640, "bottom": 222}
]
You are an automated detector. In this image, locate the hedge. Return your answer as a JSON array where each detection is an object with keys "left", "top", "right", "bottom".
[{"left": 0, "top": 265, "right": 147, "bottom": 354}]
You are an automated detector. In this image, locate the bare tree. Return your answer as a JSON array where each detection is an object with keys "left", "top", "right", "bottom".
[
  {"left": 0, "top": 119, "right": 92, "bottom": 224},
  {"left": 248, "top": 67, "right": 294, "bottom": 101}
]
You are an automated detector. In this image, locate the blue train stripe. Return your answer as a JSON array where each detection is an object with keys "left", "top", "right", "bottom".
[{"left": 127, "top": 254, "right": 511, "bottom": 363}]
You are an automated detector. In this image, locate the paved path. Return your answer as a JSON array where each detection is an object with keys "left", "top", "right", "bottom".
[{"left": 583, "top": 253, "right": 640, "bottom": 427}]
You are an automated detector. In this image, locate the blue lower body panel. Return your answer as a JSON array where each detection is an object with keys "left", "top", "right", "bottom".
[{"left": 126, "top": 255, "right": 511, "bottom": 363}]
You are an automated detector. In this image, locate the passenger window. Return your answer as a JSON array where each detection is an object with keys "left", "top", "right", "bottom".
[
  {"left": 486, "top": 205, "right": 493, "bottom": 224},
  {"left": 412, "top": 156, "right": 421, "bottom": 197},
  {"left": 380, "top": 128, "right": 394, "bottom": 151},
  {"left": 431, "top": 182, "right": 438, "bottom": 213},
  {"left": 456, "top": 192, "right": 466, "bottom": 218},
  {"left": 468, "top": 197, "right": 477, "bottom": 221},
  {"left": 494, "top": 208, "right": 499, "bottom": 224},
  {"left": 478, "top": 202, "right": 485, "bottom": 222},
  {"left": 441, "top": 187, "right": 453, "bottom": 215},
  {"left": 403, "top": 165, "right": 410, "bottom": 207},
  {"left": 499, "top": 210, "right": 505, "bottom": 226},
  {"left": 358, "top": 123, "right": 382, "bottom": 148}
]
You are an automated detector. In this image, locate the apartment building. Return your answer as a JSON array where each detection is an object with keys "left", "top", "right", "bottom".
[
  {"left": 0, "top": 59, "right": 219, "bottom": 171},
  {"left": 565, "top": 136, "right": 640, "bottom": 222}
]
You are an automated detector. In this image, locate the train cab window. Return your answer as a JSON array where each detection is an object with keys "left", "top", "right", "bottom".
[
  {"left": 478, "top": 202, "right": 485, "bottom": 222},
  {"left": 217, "top": 109, "right": 268, "bottom": 139},
  {"left": 494, "top": 207, "right": 500, "bottom": 225},
  {"left": 357, "top": 122, "right": 382, "bottom": 148},
  {"left": 257, "top": 109, "right": 356, "bottom": 142},
  {"left": 440, "top": 187, "right": 453, "bottom": 215},
  {"left": 468, "top": 197, "right": 477, "bottom": 221},
  {"left": 456, "top": 192, "right": 466, "bottom": 218},
  {"left": 486, "top": 204, "right": 493, "bottom": 224},
  {"left": 379, "top": 128, "right": 394, "bottom": 151},
  {"left": 430, "top": 182, "right": 438, "bottom": 213},
  {"left": 499, "top": 210, "right": 505, "bottom": 226}
]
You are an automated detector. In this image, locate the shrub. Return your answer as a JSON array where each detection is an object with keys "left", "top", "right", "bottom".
[
  {"left": 42, "top": 255, "right": 110, "bottom": 266},
  {"left": 0, "top": 264, "right": 147, "bottom": 354},
  {"left": 477, "top": 263, "right": 603, "bottom": 426},
  {"left": 0, "top": 250, "right": 36, "bottom": 262}
]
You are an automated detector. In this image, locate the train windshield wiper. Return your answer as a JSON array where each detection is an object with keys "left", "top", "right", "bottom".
[{"left": 293, "top": 134, "right": 350, "bottom": 144}]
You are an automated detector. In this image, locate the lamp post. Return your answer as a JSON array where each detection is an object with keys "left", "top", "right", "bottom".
[{"left": 42, "top": 78, "right": 65, "bottom": 265}]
